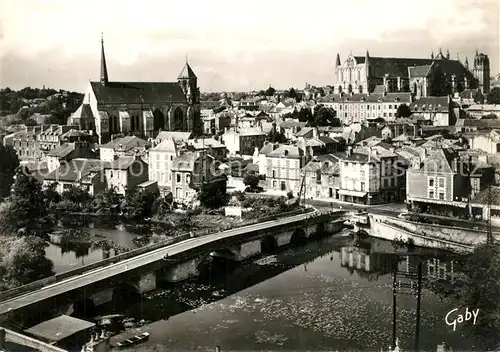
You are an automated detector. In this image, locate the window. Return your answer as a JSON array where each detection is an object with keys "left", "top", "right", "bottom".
[
  {"left": 429, "top": 190, "right": 434, "bottom": 198},
  {"left": 438, "top": 177, "right": 445, "bottom": 188},
  {"left": 176, "top": 174, "right": 181, "bottom": 183},
  {"left": 273, "top": 180, "right": 277, "bottom": 188},
  {"left": 383, "top": 179, "right": 388, "bottom": 187},
  {"left": 272, "top": 170, "right": 276, "bottom": 178},
  {"left": 170, "top": 155, "right": 174, "bottom": 161},
  {"left": 429, "top": 178, "right": 434, "bottom": 187},
  {"left": 389, "top": 104, "right": 392, "bottom": 109},
  {"left": 360, "top": 182, "right": 365, "bottom": 191},
  {"left": 439, "top": 192, "right": 445, "bottom": 200},
  {"left": 110, "top": 171, "right": 113, "bottom": 178}
]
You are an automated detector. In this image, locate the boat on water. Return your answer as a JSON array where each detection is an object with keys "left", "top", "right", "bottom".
[
  {"left": 115, "top": 332, "right": 150, "bottom": 349},
  {"left": 343, "top": 219, "right": 354, "bottom": 229}
]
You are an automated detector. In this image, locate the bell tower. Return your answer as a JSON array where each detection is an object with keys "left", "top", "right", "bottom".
[
  {"left": 177, "top": 56, "right": 201, "bottom": 135},
  {"left": 473, "top": 51, "right": 490, "bottom": 94}
]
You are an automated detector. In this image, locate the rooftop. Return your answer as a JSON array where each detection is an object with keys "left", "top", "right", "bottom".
[{"left": 24, "top": 315, "right": 95, "bottom": 343}]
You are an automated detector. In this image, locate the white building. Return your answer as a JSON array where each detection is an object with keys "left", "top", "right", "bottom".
[{"left": 148, "top": 139, "right": 178, "bottom": 196}]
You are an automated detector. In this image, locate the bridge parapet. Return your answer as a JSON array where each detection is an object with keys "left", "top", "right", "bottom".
[{"left": 0, "top": 208, "right": 316, "bottom": 303}]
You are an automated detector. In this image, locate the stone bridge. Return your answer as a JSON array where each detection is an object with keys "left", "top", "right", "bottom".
[{"left": 0, "top": 210, "right": 345, "bottom": 326}]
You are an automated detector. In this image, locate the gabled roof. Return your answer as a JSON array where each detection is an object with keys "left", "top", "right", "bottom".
[
  {"left": 472, "top": 186, "right": 500, "bottom": 206},
  {"left": 156, "top": 131, "right": 193, "bottom": 143},
  {"left": 259, "top": 142, "right": 279, "bottom": 155},
  {"left": 47, "top": 143, "right": 76, "bottom": 158},
  {"left": 44, "top": 158, "right": 109, "bottom": 182},
  {"left": 100, "top": 136, "right": 149, "bottom": 150},
  {"left": 421, "top": 148, "right": 457, "bottom": 173},
  {"left": 296, "top": 127, "right": 316, "bottom": 137},
  {"left": 152, "top": 139, "right": 177, "bottom": 153},
  {"left": 107, "top": 156, "right": 142, "bottom": 170},
  {"left": 177, "top": 62, "right": 197, "bottom": 79},
  {"left": 90, "top": 81, "right": 187, "bottom": 104},
  {"left": 408, "top": 64, "right": 433, "bottom": 77},
  {"left": 303, "top": 154, "right": 340, "bottom": 174},
  {"left": 267, "top": 145, "right": 304, "bottom": 159},
  {"left": 80, "top": 104, "right": 94, "bottom": 118},
  {"left": 171, "top": 152, "right": 199, "bottom": 171}
]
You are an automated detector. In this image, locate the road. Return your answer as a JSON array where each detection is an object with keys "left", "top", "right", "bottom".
[{"left": 0, "top": 211, "right": 324, "bottom": 316}]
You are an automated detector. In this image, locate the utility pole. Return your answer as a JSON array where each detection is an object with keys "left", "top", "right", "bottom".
[
  {"left": 392, "top": 259, "right": 398, "bottom": 348},
  {"left": 415, "top": 261, "right": 423, "bottom": 352}
]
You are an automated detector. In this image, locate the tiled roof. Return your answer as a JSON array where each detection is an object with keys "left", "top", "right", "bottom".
[
  {"left": 421, "top": 148, "right": 457, "bottom": 172},
  {"left": 267, "top": 145, "right": 304, "bottom": 159},
  {"left": 47, "top": 143, "right": 76, "bottom": 158},
  {"left": 472, "top": 186, "right": 500, "bottom": 206},
  {"left": 80, "top": 104, "right": 94, "bottom": 118},
  {"left": 296, "top": 127, "right": 316, "bottom": 137},
  {"left": 152, "top": 139, "right": 177, "bottom": 153},
  {"left": 187, "top": 138, "right": 225, "bottom": 149},
  {"left": 318, "top": 136, "right": 338, "bottom": 144},
  {"left": 303, "top": 154, "right": 340, "bottom": 174},
  {"left": 279, "top": 120, "right": 306, "bottom": 129},
  {"left": 156, "top": 131, "right": 192, "bottom": 143},
  {"left": 305, "top": 138, "right": 325, "bottom": 147},
  {"left": 455, "top": 119, "right": 500, "bottom": 128},
  {"left": 341, "top": 152, "right": 374, "bottom": 163},
  {"left": 44, "top": 158, "right": 109, "bottom": 182},
  {"left": 90, "top": 81, "right": 187, "bottom": 104},
  {"left": 61, "top": 129, "right": 89, "bottom": 140},
  {"left": 259, "top": 142, "right": 279, "bottom": 155},
  {"left": 171, "top": 152, "right": 198, "bottom": 171},
  {"left": 321, "top": 92, "right": 412, "bottom": 103},
  {"left": 408, "top": 65, "right": 432, "bottom": 77},
  {"left": 177, "top": 62, "right": 197, "bottom": 79},
  {"left": 100, "top": 136, "right": 149, "bottom": 150},
  {"left": 107, "top": 156, "right": 140, "bottom": 170},
  {"left": 238, "top": 128, "right": 266, "bottom": 136}
]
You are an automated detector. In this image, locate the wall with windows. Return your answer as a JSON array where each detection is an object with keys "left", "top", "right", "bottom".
[
  {"left": 148, "top": 150, "right": 176, "bottom": 189},
  {"left": 266, "top": 156, "right": 302, "bottom": 193},
  {"left": 406, "top": 169, "right": 454, "bottom": 202}
]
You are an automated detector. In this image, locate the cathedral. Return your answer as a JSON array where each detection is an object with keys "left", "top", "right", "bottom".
[
  {"left": 68, "top": 36, "right": 201, "bottom": 144},
  {"left": 333, "top": 49, "right": 490, "bottom": 97}
]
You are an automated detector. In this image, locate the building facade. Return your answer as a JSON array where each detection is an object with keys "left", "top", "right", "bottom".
[
  {"left": 333, "top": 50, "right": 489, "bottom": 95},
  {"left": 68, "top": 36, "right": 202, "bottom": 144},
  {"left": 266, "top": 145, "right": 309, "bottom": 194}
]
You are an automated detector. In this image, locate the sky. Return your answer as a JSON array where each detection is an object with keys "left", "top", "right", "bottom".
[{"left": 0, "top": 0, "right": 499, "bottom": 93}]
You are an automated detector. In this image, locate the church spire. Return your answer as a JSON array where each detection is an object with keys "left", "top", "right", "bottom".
[
  {"left": 431, "top": 49, "right": 434, "bottom": 59},
  {"left": 100, "top": 33, "right": 109, "bottom": 86},
  {"left": 335, "top": 53, "right": 341, "bottom": 67},
  {"left": 465, "top": 56, "right": 469, "bottom": 69},
  {"left": 365, "top": 50, "right": 370, "bottom": 66}
]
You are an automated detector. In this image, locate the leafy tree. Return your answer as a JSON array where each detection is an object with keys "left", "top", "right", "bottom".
[
  {"left": 0, "top": 144, "right": 19, "bottom": 199},
  {"left": 0, "top": 235, "right": 54, "bottom": 290},
  {"left": 486, "top": 87, "right": 500, "bottom": 104},
  {"left": 91, "top": 187, "right": 122, "bottom": 215},
  {"left": 122, "top": 189, "right": 157, "bottom": 220},
  {"left": 62, "top": 185, "right": 91, "bottom": 206},
  {"left": 265, "top": 86, "right": 276, "bottom": 97},
  {"left": 426, "top": 243, "right": 500, "bottom": 350},
  {"left": 243, "top": 174, "right": 260, "bottom": 190},
  {"left": 288, "top": 88, "right": 297, "bottom": 100},
  {"left": 0, "top": 167, "right": 50, "bottom": 237},
  {"left": 308, "top": 104, "right": 339, "bottom": 127},
  {"left": 42, "top": 182, "right": 61, "bottom": 209},
  {"left": 481, "top": 113, "right": 498, "bottom": 120},
  {"left": 198, "top": 177, "right": 228, "bottom": 209},
  {"left": 267, "top": 125, "right": 288, "bottom": 143},
  {"left": 395, "top": 103, "right": 412, "bottom": 118},
  {"left": 298, "top": 108, "right": 313, "bottom": 122},
  {"left": 257, "top": 90, "right": 266, "bottom": 96}
]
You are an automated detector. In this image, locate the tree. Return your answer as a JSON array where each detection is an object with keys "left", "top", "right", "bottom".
[
  {"left": 92, "top": 187, "right": 122, "bottom": 215},
  {"left": 308, "top": 105, "right": 339, "bottom": 127},
  {"left": 42, "top": 182, "right": 61, "bottom": 209},
  {"left": 243, "top": 174, "right": 260, "bottom": 190},
  {"left": 298, "top": 108, "right": 313, "bottom": 122},
  {"left": 0, "top": 144, "right": 19, "bottom": 199},
  {"left": 122, "top": 189, "right": 157, "bottom": 220},
  {"left": 265, "top": 86, "right": 276, "bottom": 97},
  {"left": 267, "top": 124, "right": 288, "bottom": 143},
  {"left": 198, "top": 177, "right": 228, "bottom": 209},
  {"left": 426, "top": 243, "right": 500, "bottom": 350},
  {"left": 62, "top": 185, "right": 91, "bottom": 207},
  {"left": 0, "top": 167, "right": 50, "bottom": 237},
  {"left": 0, "top": 235, "right": 54, "bottom": 290},
  {"left": 288, "top": 88, "right": 297, "bottom": 100},
  {"left": 395, "top": 103, "right": 412, "bottom": 118},
  {"left": 486, "top": 87, "right": 500, "bottom": 104},
  {"left": 481, "top": 113, "right": 498, "bottom": 120}
]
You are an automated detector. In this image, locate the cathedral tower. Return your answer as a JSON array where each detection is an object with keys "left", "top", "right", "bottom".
[
  {"left": 177, "top": 57, "right": 201, "bottom": 135},
  {"left": 473, "top": 51, "right": 490, "bottom": 94}
]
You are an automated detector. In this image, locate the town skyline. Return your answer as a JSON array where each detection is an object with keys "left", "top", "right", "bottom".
[{"left": 1, "top": 0, "right": 499, "bottom": 93}]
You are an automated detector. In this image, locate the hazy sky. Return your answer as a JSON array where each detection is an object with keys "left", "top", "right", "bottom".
[{"left": 0, "top": 0, "right": 499, "bottom": 93}]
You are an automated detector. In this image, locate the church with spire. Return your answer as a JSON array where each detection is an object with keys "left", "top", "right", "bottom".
[
  {"left": 68, "top": 35, "right": 201, "bottom": 144},
  {"left": 333, "top": 48, "right": 490, "bottom": 97}
]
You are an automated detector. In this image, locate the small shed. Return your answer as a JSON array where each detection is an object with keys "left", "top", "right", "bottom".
[{"left": 24, "top": 315, "right": 95, "bottom": 349}]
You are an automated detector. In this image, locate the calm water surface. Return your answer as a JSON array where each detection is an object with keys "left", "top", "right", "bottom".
[{"left": 95, "top": 233, "right": 481, "bottom": 351}]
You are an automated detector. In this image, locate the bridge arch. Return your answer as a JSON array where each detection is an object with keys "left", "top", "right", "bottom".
[
  {"left": 72, "top": 298, "right": 96, "bottom": 317},
  {"left": 290, "top": 228, "right": 307, "bottom": 247},
  {"left": 261, "top": 235, "right": 278, "bottom": 254},
  {"left": 112, "top": 283, "right": 141, "bottom": 303}
]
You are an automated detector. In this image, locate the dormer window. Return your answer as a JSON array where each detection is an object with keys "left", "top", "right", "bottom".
[{"left": 394, "top": 97, "right": 400, "bottom": 102}]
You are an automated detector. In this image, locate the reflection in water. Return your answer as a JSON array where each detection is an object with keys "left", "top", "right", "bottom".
[{"left": 89, "top": 234, "right": 478, "bottom": 352}]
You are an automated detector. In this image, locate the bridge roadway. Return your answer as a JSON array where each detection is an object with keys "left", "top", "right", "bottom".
[{"left": 0, "top": 211, "right": 325, "bottom": 316}]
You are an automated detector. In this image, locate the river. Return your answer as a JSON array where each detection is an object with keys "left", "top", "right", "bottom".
[{"left": 52, "top": 230, "right": 480, "bottom": 351}]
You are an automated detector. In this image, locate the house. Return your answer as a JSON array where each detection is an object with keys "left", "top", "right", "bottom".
[
  {"left": 99, "top": 136, "right": 150, "bottom": 162},
  {"left": 46, "top": 142, "right": 98, "bottom": 173},
  {"left": 468, "top": 130, "right": 500, "bottom": 154},
  {"left": 155, "top": 131, "right": 193, "bottom": 145},
  {"left": 338, "top": 145, "right": 400, "bottom": 204},
  {"left": 455, "top": 119, "right": 500, "bottom": 134},
  {"left": 466, "top": 104, "right": 500, "bottom": 119},
  {"left": 302, "top": 154, "right": 341, "bottom": 200},
  {"left": 296, "top": 127, "right": 318, "bottom": 139},
  {"left": 470, "top": 186, "right": 500, "bottom": 226},
  {"left": 148, "top": 139, "right": 178, "bottom": 196},
  {"left": 410, "top": 96, "right": 455, "bottom": 126},
  {"left": 185, "top": 137, "right": 227, "bottom": 160},
  {"left": 221, "top": 128, "right": 267, "bottom": 157},
  {"left": 404, "top": 148, "right": 492, "bottom": 215},
  {"left": 278, "top": 120, "right": 306, "bottom": 140},
  {"left": 42, "top": 158, "right": 108, "bottom": 196},
  {"left": 266, "top": 144, "right": 310, "bottom": 194},
  {"left": 104, "top": 155, "right": 149, "bottom": 195},
  {"left": 252, "top": 142, "right": 280, "bottom": 175},
  {"left": 170, "top": 151, "right": 214, "bottom": 205}
]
